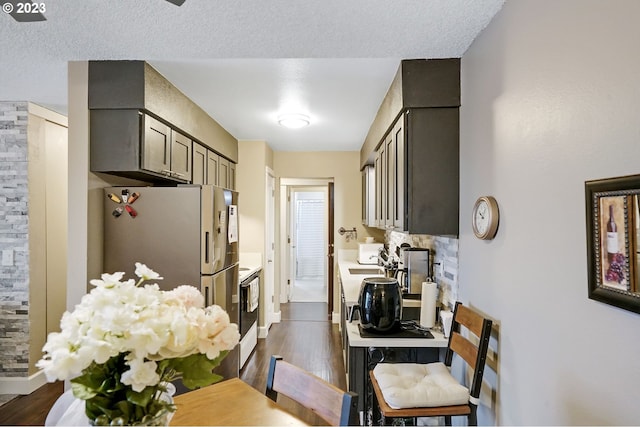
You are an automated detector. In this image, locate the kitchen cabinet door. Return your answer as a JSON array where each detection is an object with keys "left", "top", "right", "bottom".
[
  {"left": 229, "top": 162, "right": 236, "bottom": 190},
  {"left": 192, "top": 142, "right": 207, "bottom": 185},
  {"left": 392, "top": 118, "right": 405, "bottom": 230},
  {"left": 141, "top": 114, "right": 191, "bottom": 183},
  {"left": 142, "top": 114, "right": 171, "bottom": 176},
  {"left": 207, "top": 151, "right": 219, "bottom": 186},
  {"left": 404, "top": 108, "right": 459, "bottom": 235},
  {"left": 361, "top": 165, "right": 375, "bottom": 226},
  {"left": 171, "top": 130, "right": 192, "bottom": 182},
  {"left": 374, "top": 146, "right": 384, "bottom": 227},
  {"left": 218, "top": 157, "right": 230, "bottom": 189},
  {"left": 385, "top": 132, "right": 395, "bottom": 229}
]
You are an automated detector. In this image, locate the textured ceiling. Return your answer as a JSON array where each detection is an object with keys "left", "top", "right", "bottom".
[{"left": 0, "top": 0, "right": 504, "bottom": 151}]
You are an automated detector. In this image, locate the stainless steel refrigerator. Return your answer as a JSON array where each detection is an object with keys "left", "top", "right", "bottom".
[{"left": 102, "top": 185, "right": 239, "bottom": 380}]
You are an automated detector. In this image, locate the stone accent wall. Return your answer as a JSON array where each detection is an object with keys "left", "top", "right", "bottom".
[
  {"left": 387, "top": 231, "right": 459, "bottom": 309},
  {"left": 0, "top": 102, "right": 30, "bottom": 377}
]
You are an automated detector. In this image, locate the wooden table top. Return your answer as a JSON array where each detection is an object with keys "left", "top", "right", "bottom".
[{"left": 170, "top": 378, "right": 309, "bottom": 426}]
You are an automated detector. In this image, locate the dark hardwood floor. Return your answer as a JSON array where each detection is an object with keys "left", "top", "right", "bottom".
[
  {"left": 240, "top": 302, "right": 346, "bottom": 425},
  {"left": 0, "top": 302, "right": 346, "bottom": 426}
]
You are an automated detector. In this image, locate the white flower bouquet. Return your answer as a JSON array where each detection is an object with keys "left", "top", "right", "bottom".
[{"left": 37, "top": 263, "right": 240, "bottom": 426}]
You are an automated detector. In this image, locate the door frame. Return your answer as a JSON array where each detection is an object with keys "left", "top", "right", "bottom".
[
  {"left": 261, "top": 168, "right": 276, "bottom": 338},
  {"left": 279, "top": 178, "right": 334, "bottom": 313}
]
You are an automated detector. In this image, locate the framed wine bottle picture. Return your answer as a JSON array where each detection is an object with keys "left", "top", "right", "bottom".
[{"left": 586, "top": 174, "right": 640, "bottom": 315}]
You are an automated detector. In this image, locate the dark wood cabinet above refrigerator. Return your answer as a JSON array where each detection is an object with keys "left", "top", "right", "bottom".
[
  {"left": 90, "top": 110, "right": 195, "bottom": 183},
  {"left": 88, "top": 60, "right": 237, "bottom": 187}
]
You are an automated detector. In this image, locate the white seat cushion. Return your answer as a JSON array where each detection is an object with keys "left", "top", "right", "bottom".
[{"left": 372, "top": 362, "right": 470, "bottom": 409}]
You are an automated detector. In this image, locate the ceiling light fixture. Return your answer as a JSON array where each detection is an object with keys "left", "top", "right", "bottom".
[{"left": 277, "top": 114, "right": 310, "bottom": 129}]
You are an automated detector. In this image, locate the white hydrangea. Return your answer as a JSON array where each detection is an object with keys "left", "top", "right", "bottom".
[
  {"left": 36, "top": 263, "right": 240, "bottom": 387},
  {"left": 120, "top": 358, "right": 160, "bottom": 392}
]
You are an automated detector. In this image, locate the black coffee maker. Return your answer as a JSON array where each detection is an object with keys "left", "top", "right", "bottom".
[{"left": 349, "top": 277, "right": 403, "bottom": 333}]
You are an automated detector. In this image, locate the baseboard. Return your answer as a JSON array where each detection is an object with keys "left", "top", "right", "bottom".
[
  {"left": 0, "top": 370, "right": 47, "bottom": 395},
  {"left": 332, "top": 311, "right": 340, "bottom": 324},
  {"left": 258, "top": 325, "right": 269, "bottom": 339},
  {"left": 273, "top": 310, "right": 281, "bottom": 323}
]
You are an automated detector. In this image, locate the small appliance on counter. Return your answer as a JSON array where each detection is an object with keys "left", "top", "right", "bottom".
[
  {"left": 349, "top": 277, "right": 403, "bottom": 333},
  {"left": 398, "top": 247, "right": 430, "bottom": 294},
  {"left": 358, "top": 242, "right": 383, "bottom": 265}
]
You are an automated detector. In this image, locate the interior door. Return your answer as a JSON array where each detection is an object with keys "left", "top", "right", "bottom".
[
  {"left": 264, "top": 172, "right": 276, "bottom": 331},
  {"left": 327, "top": 182, "right": 335, "bottom": 319}
]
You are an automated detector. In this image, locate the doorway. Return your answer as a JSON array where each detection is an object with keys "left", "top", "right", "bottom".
[
  {"left": 279, "top": 179, "right": 334, "bottom": 314},
  {"left": 289, "top": 187, "right": 327, "bottom": 302}
]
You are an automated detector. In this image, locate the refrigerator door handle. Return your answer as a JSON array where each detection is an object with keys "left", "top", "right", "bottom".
[{"left": 205, "top": 231, "right": 210, "bottom": 264}]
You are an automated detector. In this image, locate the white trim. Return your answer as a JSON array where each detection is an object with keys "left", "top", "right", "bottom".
[
  {"left": 273, "top": 310, "right": 281, "bottom": 323},
  {"left": 264, "top": 168, "right": 276, "bottom": 334},
  {"left": 279, "top": 178, "right": 333, "bottom": 306},
  {"left": 280, "top": 178, "right": 334, "bottom": 186},
  {"left": 279, "top": 184, "right": 289, "bottom": 304},
  {"left": 0, "top": 370, "right": 47, "bottom": 395},
  {"left": 332, "top": 311, "right": 340, "bottom": 324},
  {"left": 258, "top": 325, "right": 269, "bottom": 339},
  {"left": 28, "top": 102, "right": 68, "bottom": 127}
]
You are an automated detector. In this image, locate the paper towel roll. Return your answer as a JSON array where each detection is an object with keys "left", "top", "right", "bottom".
[{"left": 419, "top": 282, "right": 438, "bottom": 328}]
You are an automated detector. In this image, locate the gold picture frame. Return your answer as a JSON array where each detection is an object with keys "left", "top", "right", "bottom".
[{"left": 586, "top": 174, "right": 640, "bottom": 314}]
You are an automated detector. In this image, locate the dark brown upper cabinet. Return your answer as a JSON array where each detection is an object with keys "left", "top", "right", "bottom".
[
  {"left": 88, "top": 61, "right": 237, "bottom": 185},
  {"left": 90, "top": 111, "right": 193, "bottom": 183},
  {"left": 363, "top": 59, "right": 460, "bottom": 236}
]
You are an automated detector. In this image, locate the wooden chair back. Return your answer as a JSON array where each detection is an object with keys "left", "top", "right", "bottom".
[
  {"left": 444, "top": 301, "right": 493, "bottom": 401},
  {"left": 368, "top": 302, "right": 493, "bottom": 425},
  {"left": 266, "top": 355, "right": 359, "bottom": 426}
]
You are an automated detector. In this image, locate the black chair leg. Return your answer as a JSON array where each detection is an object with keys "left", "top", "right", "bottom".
[
  {"left": 444, "top": 415, "right": 452, "bottom": 426},
  {"left": 468, "top": 404, "right": 478, "bottom": 426}
]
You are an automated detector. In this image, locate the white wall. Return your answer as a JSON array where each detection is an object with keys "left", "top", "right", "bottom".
[{"left": 460, "top": 1, "right": 640, "bottom": 424}]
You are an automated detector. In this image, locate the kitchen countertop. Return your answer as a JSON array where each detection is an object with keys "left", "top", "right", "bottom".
[
  {"left": 239, "top": 252, "right": 262, "bottom": 283},
  {"left": 337, "top": 250, "right": 420, "bottom": 308},
  {"left": 337, "top": 253, "right": 383, "bottom": 306},
  {"left": 345, "top": 320, "right": 448, "bottom": 347}
]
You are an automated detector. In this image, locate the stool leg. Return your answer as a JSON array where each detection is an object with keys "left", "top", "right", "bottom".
[
  {"left": 444, "top": 415, "right": 452, "bottom": 426},
  {"left": 468, "top": 404, "right": 478, "bottom": 426}
]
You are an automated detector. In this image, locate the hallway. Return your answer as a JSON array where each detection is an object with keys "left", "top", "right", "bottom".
[
  {"left": 241, "top": 301, "right": 346, "bottom": 425},
  {"left": 240, "top": 302, "right": 345, "bottom": 391}
]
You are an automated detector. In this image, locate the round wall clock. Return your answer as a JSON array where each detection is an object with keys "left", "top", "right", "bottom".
[{"left": 472, "top": 196, "right": 500, "bottom": 240}]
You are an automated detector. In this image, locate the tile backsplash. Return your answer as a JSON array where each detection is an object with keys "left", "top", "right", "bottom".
[{"left": 386, "top": 231, "right": 459, "bottom": 309}]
